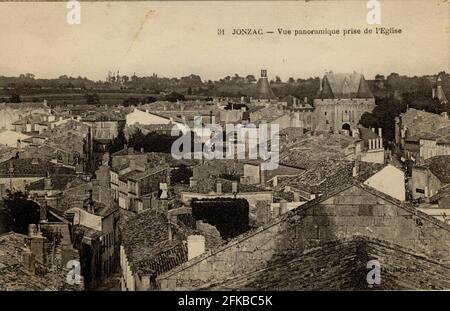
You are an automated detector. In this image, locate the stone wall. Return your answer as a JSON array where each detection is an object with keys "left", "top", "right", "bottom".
[
  {"left": 158, "top": 184, "right": 450, "bottom": 290},
  {"left": 202, "top": 237, "right": 450, "bottom": 290}
]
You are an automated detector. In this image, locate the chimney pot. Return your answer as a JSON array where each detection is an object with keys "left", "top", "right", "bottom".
[
  {"left": 232, "top": 181, "right": 238, "bottom": 193},
  {"left": 22, "top": 249, "right": 35, "bottom": 274},
  {"left": 189, "top": 177, "right": 197, "bottom": 188},
  {"left": 216, "top": 182, "right": 222, "bottom": 194}
]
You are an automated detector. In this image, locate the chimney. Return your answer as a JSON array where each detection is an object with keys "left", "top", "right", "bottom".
[
  {"left": 353, "top": 159, "right": 360, "bottom": 177},
  {"left": 44, "top": 177, "right": 52, "bottom": 190},
  {"left": 378, "top": 128, "right": 382, "bottom": 138},
  {"left": 189, "top": 177, "right": 197, "bottom": 188},
  {"left": 231, "top": 181, "right": 238, "bottom": 193},
  {"left": 371, "top": 127, "right": 375, "bottom": 133},
  {"left": 260, "top": 167, "right": 266, "bottom": 186},
  {"left": 303, "top": 97, "right": 308, "bottom": 104},
  {"left": 187, "top": 235, "right": 205, "bottom": 260},
  {"left": 159, "top": 183, "right": 168, "bottom": 199},
  {"left": 22, "top": 248, "right": 35, "bottom": 274},
  {"left": 272, "top": 204, "right": 280, "bottom": 218},
  {"left": 140, "top": 147, "right": 144, "bottom": 153},
  {"left": 39, "top": 203, "right": 48, "bottom": 222},
  {"left": 61, "top": 245, "right": 74, "bottom": 267},
  {"left": 280, "top": 200, "right": 288, "bottom": 215},
  {"left": 28, "top": 224, "right": 46, "bottom": 264},
  {"left": 319, "top": 77, "right": 323, "bottom": 92},
  {"left": 216, "top": 182, "right": 222, "bottom": 194},
  {"left": 432, "top": 88, "right": 436, "bottom": 99}
]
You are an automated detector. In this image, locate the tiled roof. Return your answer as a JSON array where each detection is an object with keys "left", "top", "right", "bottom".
[
  {"left": 277, "top": 160, "right": 385, "bottom": 195},
  {"left": 430, "top": 184, "right": 450, "bottom": 203},
  {"left": 422, "top": 156, "right": 450, "bottom": 184},
  {"left": 280, "top": 133, "right": 359, "bottom": 169},
  {"left": 159, "top": 182, "right": 450, "bottom": 283},
  {"left": 82, "top": 111, "right": 125, "bottom": 122},
  {"left": 26, "top": 175, "right": 78, "bottom": 191},
  {"left": 198, "top": 237, "right": 450, "bottom": 290},
  {"left": 401, "top": 109, "right": 450, "bottom": 139},
  {"left": 188, "top": 177, "right": 263, "bottom": 194},
  {"left": 0, "top": 158, "right": 75, "bottom": 177},
  {"left": 120, "top": 210, "right": 189, "bottom": 276},
  {"left": 359, "top": 127, "right": 380, "bottom": 141},
  {"left": 0, "top": 232, "right": 81, "bottom": 291}
]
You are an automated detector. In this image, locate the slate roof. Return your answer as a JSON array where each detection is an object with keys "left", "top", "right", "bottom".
[{"left": 317, "top": 72, "right": 373, "bottom": 99}]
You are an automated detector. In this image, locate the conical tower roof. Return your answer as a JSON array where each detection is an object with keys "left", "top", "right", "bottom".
[{"left": 254, "top": 69, "right": 277, "bottom": 100}]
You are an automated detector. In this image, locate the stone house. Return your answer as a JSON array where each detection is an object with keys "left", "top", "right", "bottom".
[
  {"left": 411, "top": 155, "right": 450, "bottom": 200},
  {"left": 157, "top": 182, "right": 450, "bottom": 290}
]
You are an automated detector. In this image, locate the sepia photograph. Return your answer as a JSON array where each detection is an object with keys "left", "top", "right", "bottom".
[{"left": 0, "top": 0, "right": 449, "bottom": 301}]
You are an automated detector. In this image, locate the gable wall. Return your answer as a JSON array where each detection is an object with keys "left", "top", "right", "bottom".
[{"left": 158, "top": 185, "right": 450, "bottom": 290}]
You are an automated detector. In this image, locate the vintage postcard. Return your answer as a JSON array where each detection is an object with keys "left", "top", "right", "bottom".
[{"left": 0, "top": 0, "right": 449, "bottom": 296}]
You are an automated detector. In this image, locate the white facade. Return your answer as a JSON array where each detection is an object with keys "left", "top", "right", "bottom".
[
  {"left": 364, "top": 164, "right": 406, "bottom": 201},
  {"left": 126, "top": 108, "right": 173, "bottom": 126}
]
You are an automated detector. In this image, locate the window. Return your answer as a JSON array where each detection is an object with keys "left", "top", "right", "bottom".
[{"left": 416, "top": 188, "right": 425, "bottom": 194}]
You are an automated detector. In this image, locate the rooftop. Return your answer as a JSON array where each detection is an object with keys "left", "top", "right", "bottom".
[
  {"left": 0, "top": 158, "right": 76, "bottom": 177},
  {"left": 421, "top": 155, "right": 450, "bottom": 184},
  {"left": 120, "top": 210, "right": 189, "bottom": 276},
  {"left": 198, "top": 237, "right": 450, "bottom": 290},
  {"left": 316, "top": 72, "right": 373, "bottom": 99},
  {"left": 0, "top": 232, "right": 81, "bottom": 291}
]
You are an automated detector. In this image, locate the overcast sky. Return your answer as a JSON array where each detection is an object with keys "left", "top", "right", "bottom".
[{"left": 0, "top": 0, "right": 448, "bottom": 81}]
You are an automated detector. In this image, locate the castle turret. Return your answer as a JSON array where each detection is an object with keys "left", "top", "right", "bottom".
[{"left": 254, "top": 69, "right": 277, "bottom": 100}]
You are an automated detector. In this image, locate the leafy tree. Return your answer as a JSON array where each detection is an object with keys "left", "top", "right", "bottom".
[
  {"left": 122, "top": 97, "right": 140, "bottom": 107},
  {"left": 246, "top": 75, "right": 256, "bottom": 83},
  {"left": 144, "top": 96, "right": 157, "bottom": 104},
  {"left": 108, "top": 129, "right": 127, "bottom": 153},
  {"left": 9, "top": 94, "right": 22, "bottom": 103},
  {"left": 170, "top": 164, "right": 193, "bottom": 184},
  {"left": 3, "top": 190, "right": 40, "bottom": 234},
  {"left": 85, "top": 93, "right": 100, "bottom": 105},
  {"left": 165, "top": 92, "right": 185, "bottom": 102}
]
